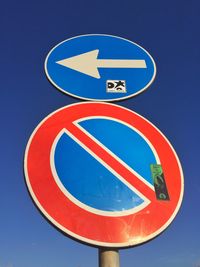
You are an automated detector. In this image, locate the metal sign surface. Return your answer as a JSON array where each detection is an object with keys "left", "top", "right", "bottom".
[
  {"left": 45, "top": 34, "right": 156, "bottom": 101},
  {"left": 24, "top": 102, "right": 183, "bottom": 247}
]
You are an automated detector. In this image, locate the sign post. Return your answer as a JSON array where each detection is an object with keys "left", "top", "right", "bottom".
[
  {"left": 99, "top": 248, "right": 119, "bottom": 267},
  {"left": 25, "top": 34, "right": 183, "bottom": 267}
]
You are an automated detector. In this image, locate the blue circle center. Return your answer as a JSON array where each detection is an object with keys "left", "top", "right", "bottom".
[{"left": 54, "top": 118, "right": 157, "bottom": 212}]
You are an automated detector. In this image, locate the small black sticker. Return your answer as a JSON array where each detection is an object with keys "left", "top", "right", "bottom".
[
  {"left": 106, "top": 80, "right": 126, "bottom": 93},
  {"left": 150, "top": 164, "right": 170, "bottom": 201}
]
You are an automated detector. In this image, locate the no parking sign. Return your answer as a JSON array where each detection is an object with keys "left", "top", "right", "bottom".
[{"left": 24, "top": 102, "right": 183, "bottom": 247}]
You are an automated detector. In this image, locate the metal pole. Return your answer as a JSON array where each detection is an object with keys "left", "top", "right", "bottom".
[{"left": 98, "top": 248, "right": 120, "bottom": 267}]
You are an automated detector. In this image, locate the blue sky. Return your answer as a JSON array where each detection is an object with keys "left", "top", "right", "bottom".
[{"left": 1, "top": 0, "right": 200, "bottom": 266}]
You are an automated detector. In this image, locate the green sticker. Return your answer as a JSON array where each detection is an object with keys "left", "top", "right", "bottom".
[{"left": 150, "top": 164, "right": 170, "bottom": 201}]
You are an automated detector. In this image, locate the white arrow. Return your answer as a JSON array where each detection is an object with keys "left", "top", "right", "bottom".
[{"left": 56, "top": 49, "right": 147, "bottom": 79}]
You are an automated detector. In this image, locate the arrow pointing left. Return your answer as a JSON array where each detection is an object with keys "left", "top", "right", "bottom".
[{"left": 56, "top": 50, "right": 147, "bottom": 79}]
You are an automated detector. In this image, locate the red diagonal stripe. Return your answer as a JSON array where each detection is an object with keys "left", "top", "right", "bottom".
[{"left": 65, "top": 122, "right": 156, "bottom": 202}]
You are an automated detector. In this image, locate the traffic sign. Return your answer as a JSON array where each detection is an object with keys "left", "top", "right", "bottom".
[
  {"left": 24, "top": 102, "right": 183, "bottom": 247},
  {"left": 45, "top": 34, "right": 156, "bottom": 101}
]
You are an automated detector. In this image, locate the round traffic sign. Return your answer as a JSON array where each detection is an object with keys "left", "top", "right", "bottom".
[
  {"left": 45, "top": 34, "right": 156, "bottom": 101},
  {"left": 24, "top": 102, "right": 183, "bottom": 247}
]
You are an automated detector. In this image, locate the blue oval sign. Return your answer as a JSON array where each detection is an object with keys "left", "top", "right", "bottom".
[{"left": 45, "top": 34, "right": 156, "bottom": 101}]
